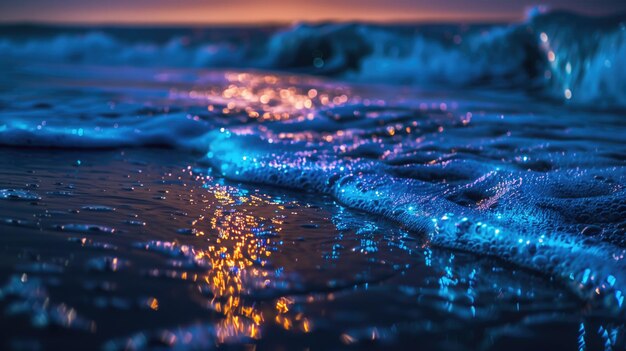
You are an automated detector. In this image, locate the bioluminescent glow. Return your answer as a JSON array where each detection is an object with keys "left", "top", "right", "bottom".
[{"left": 0, "top": 1, "right": 625, "bottom": 350}]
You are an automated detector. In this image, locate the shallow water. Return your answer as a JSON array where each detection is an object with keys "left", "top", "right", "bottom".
[
  {"left": 0, "top": 50, "right": 625, "bottom": 349},
  {"left": 0, "top": 148, "right": 621, "bottom": 350}
]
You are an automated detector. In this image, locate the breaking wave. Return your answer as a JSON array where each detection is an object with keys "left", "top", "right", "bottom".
[{"left": 1, "top": 10, "right": 625, "bottom": 108}]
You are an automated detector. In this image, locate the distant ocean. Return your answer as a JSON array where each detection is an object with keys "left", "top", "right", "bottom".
[{"left": 1, "top": 10, "right": 625, "bottom": 108}]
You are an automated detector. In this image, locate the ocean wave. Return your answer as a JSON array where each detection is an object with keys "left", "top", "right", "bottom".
[
  {"left": 531, "top": 12, "right": 626, "bottom": 108},
  {"left": 1, "top": 10, "right": 625, "bottom": 108},
  {"left": 201, "top": 101, "right": 626, "bottom": 314},
  {"left": 0, "top": 31, "right": 249, "bottom": 67},
  {"left": 1, "top": 66, "right": 625, "bottom": 314}
]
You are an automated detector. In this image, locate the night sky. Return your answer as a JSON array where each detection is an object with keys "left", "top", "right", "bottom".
[{"left": 1, "top": 0, "right": 625, "bottom": 24}]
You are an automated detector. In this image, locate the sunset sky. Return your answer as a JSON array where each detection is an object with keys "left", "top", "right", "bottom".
[{"left": 1, "top": 0, "right": 625, "bottom": 24}]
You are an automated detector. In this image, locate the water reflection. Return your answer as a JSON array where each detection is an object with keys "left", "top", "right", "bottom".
[
  {"left": 172, "top": 72, "right": 353, "bottom": 123},
  {"left": 189, "top": 174, "right": 311, "bottom": 342},
  {"left": 0, "top": 149, "right": 624, "bottom": 350}
]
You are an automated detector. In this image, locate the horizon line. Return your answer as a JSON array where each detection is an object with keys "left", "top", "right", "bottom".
[
  {"left": 0, "top": 8, "right": 622, "bottom": 28},
  {"left": 0, "top": 18, "right": 518, "bottom": 27}
]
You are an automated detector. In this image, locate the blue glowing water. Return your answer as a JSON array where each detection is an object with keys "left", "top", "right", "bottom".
[
  {"left": 1, "top": 62, "right": 625, "bottom": 314},
  {"left": 0, "top": 10, "right": 625, "bottom": 348}
]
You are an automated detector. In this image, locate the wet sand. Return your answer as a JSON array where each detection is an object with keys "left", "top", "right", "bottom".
[{"left": 0, "top": 148, "right": 614, "bottom": 350}]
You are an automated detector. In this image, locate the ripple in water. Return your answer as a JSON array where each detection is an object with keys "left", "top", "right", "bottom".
[{"left": 0, "top": 189, "right": 41, "bottom": 201}]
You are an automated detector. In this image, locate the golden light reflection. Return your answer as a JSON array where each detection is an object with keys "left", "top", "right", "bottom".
[
  {"left": 180, "top": 174, "right": 311, "bottom": 343},
  {"left": 173, "top": 72, "right": 353, "bottom": 123}
]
